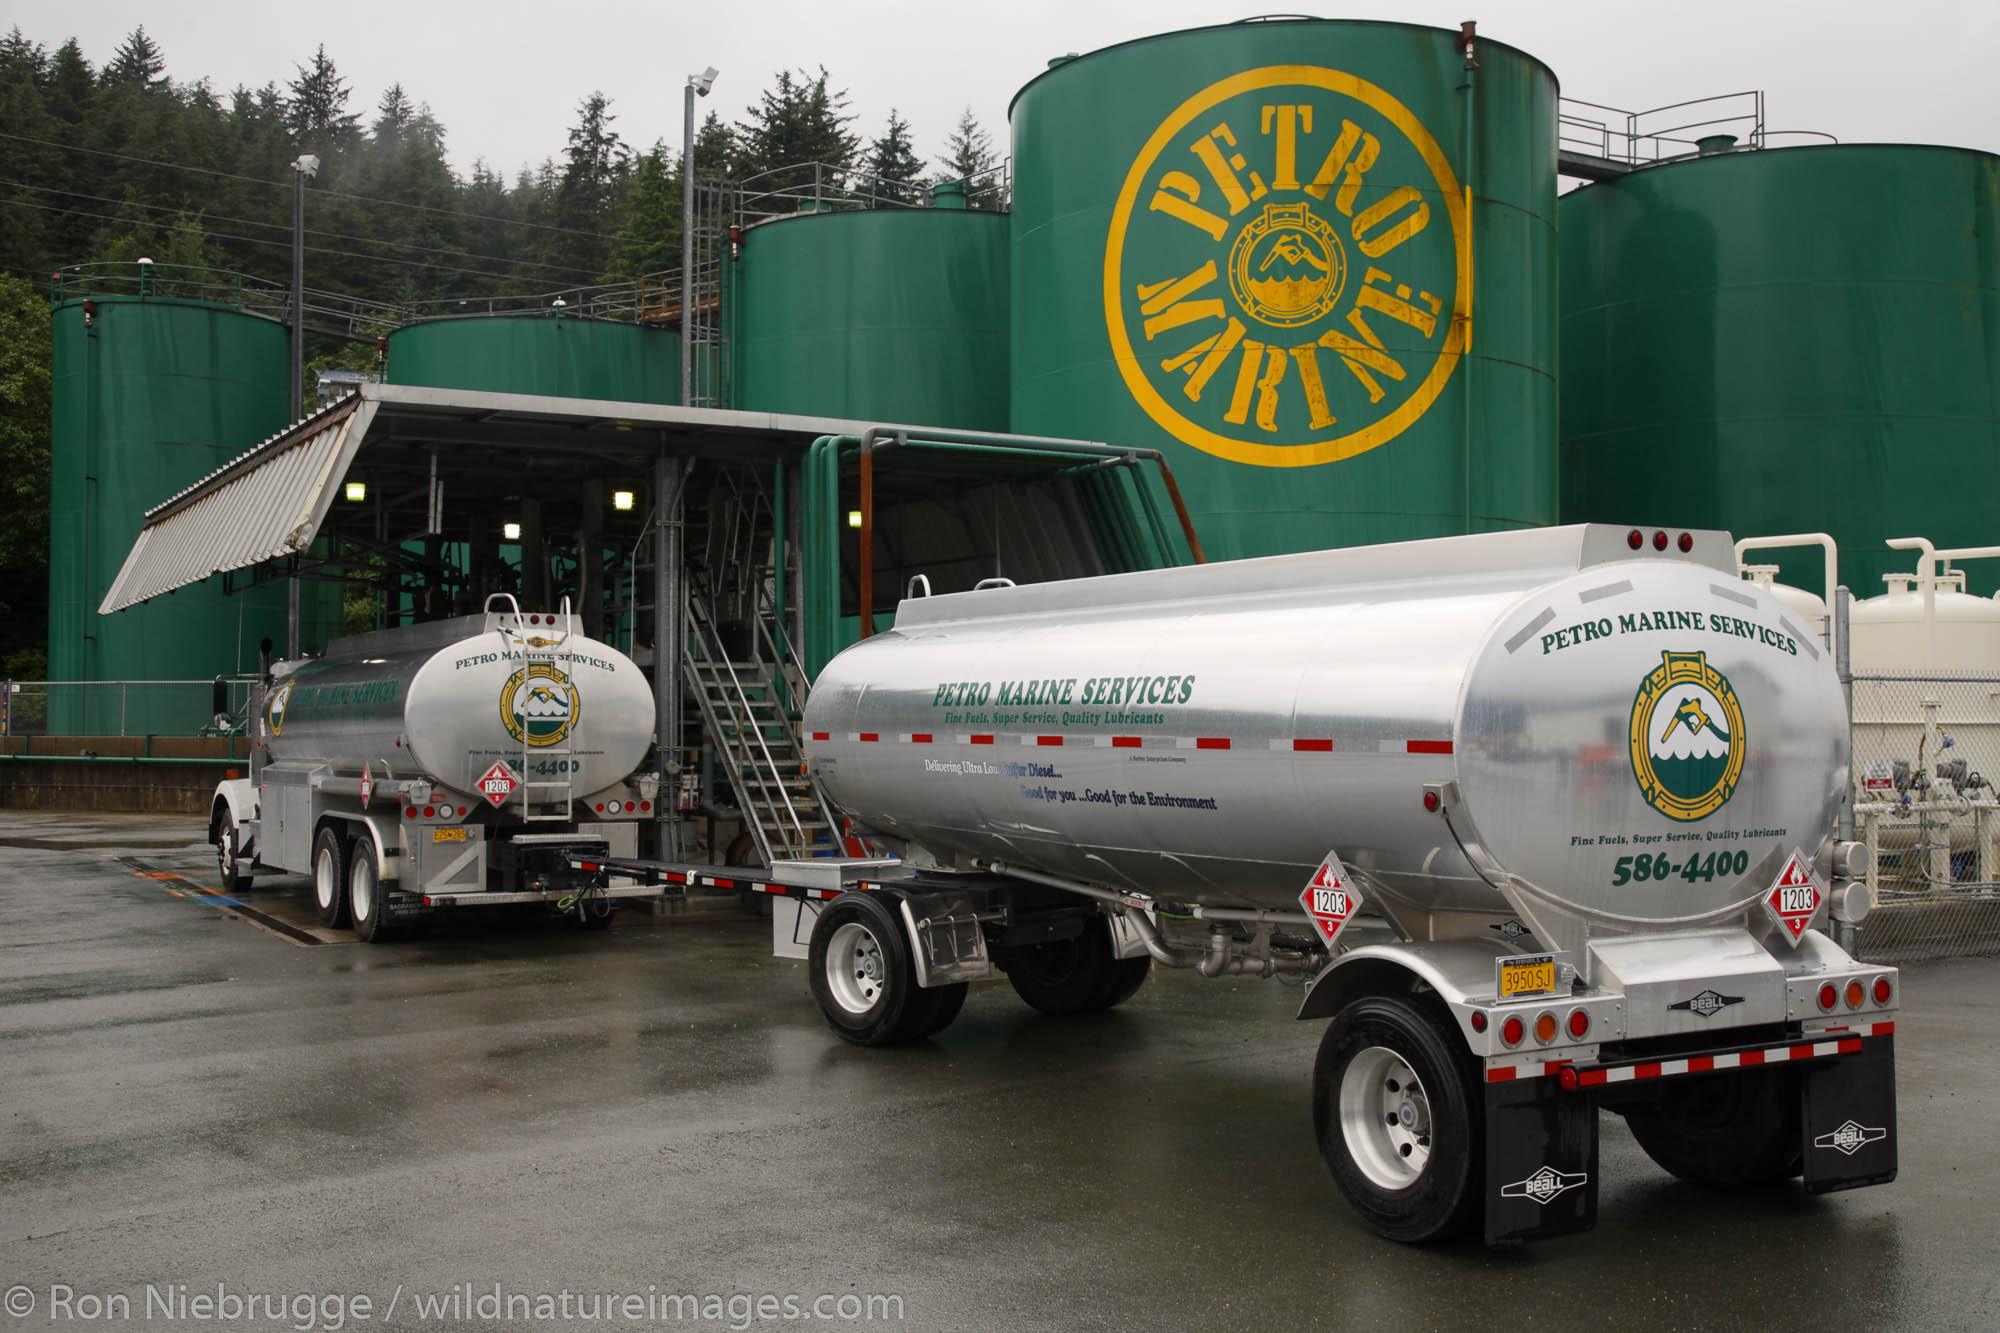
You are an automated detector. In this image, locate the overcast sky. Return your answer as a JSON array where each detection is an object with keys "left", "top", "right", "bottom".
[{"left": 13, "top": 1, "right": 2000, "bottom": 175}]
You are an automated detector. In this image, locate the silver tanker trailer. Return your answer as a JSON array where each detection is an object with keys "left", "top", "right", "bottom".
[
  {"left": 209, "top": 597, "right": 664, "bottom": 940},
  {"left": 781, "top": 524, "right": 1898, "bottom": 1245}
]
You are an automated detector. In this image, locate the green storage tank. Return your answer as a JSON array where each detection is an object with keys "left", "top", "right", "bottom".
[
  {"left": 48, "top": 282, "right": 303, "bottom": 733},
  {"left": 734, "top": 205, "right": 1009, "bottom": 429},
  {"left": 1009, "top": 18, "right": 1559, "bottom": 560},
  {"left": 388, "top": 314, "right": 679, "bottom": 403},
  {"left": 1560, "top": 144, "right": 2000, "bottom": 598}
]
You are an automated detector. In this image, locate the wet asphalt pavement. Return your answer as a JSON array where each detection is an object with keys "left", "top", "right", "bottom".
[{"left": 1, "top": 812, "right": 1997, "bottom": 1333}]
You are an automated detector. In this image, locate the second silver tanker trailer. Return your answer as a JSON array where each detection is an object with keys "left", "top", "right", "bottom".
[
  {"left": 210, "top": 597, "right": 666, "bottom": 940},
  {"left": 755, "top": 524, "right": 1898, "bottom": 1245}
]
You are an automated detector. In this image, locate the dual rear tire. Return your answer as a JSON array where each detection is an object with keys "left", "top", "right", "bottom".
[{"left": 312, "top": 825, "right": 392, "bottom": 940}]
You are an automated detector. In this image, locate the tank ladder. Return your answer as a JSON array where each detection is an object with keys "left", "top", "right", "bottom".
[{"left": 494, "top": 595, "right": 582, "bottom": 822}]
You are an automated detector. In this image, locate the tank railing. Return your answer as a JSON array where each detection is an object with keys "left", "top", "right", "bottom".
[
  {"left": 733, "top": 159, "right": 1011, "bottom": 227},
  {"left": 683, "top": 589, "right": 810, "bottom": 862},
  {"left": 1558, "top": 90, "right": 1777, "bottom": 166},
  {"left": 399, "top": 278, "right": 651, "bottom": 324}
]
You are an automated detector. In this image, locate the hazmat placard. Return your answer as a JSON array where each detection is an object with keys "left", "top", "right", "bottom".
[{"left": 1300, "top": 850, "right": 1361, "bottom": 947}]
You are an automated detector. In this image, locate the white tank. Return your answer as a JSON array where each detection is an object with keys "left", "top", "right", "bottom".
[
  {"left": 1850, "top": 570, "right": 2000, "bottom": 670},
  {"left": 1739, "top": 565, "right": 1827, "bottom": 641}
]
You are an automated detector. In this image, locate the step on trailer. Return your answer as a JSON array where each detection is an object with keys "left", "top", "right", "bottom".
[{"left": 598, "top": 525, "right": 1900, "bottom": 1247}]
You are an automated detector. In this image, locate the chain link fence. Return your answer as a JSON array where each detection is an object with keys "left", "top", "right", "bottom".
[{"left": 1850, "top": 669, "right": 2000, "bottom": 962}]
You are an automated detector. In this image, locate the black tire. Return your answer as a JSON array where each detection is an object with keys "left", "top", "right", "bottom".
[
  {"left": 347, "top": 836, "right": 394, "bottom": 942},
  {"left": 1625, "top": 1068, "right": 1801, "bottom": 1188},
  {"left": 1098, "top": 955, "right": 1152, "bottom": 1010},
  {"left": 1312, "top": 995, "right": 1483, "bottom": 1243},
  {"left": 917, "top": 982, "right": 969, "bottom": 1038},
  {"left": 215, "top": 811, "right": 253, "bottom": 895},
  {"left": 1005, "top": 916, "right": 1120, "bottom": 1016},
  {"left": 808, "top": 893, "right": 927, "bottom": 1046},
  {"left": 311, "top": 826, "right": 348, "bottom": 927}
]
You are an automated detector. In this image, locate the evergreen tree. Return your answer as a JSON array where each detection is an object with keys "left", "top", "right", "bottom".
[
  {"left": 285, "top": 44, "right": 361, "bottom": 159},
  {"left": 733, "top": 67, "right": 858, "bottom": 193},
  {"left": 939, "top": 106, "right": 1004, "bottom": 209},
  {"left": 604, "top": 141, "right": 677, "bottom": 282},
  {"left": 693, "top": 109, "right": 736, "bottom": 178},
  {"left": 101, "top": 26, "right": 164, "bottom": 92},
  {"left": 0, "top": 273, "right": 52, "bottom": 675},
  {"left": 552, "top": 92, "right": 627, "bottom": 281},
  {"left": 46, "top": 39, "right": 94, "bottom": 124},
  {"left": 865, "top": 109, "right": 923, "bottom": 204}
]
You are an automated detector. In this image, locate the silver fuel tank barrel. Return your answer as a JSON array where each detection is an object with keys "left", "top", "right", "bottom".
[
  {"left": 261, "top": 610, "right": 654, "bottom": 801},
  {"left": 804, "top": 526, "right": 1847, "bottom": 929}
]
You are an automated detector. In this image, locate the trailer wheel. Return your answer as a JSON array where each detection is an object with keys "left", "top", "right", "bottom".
[
  {"left": 348, "top": 838, "right": 393, "bottom": 943},
  {"left": 312, "top": 827, "right": 348, "bottom": 927},
  {"left": 809, "top": 893, "right": 927, "bottom": 1046},
  {"left": 1624, "top": 1068, "right": 1801, "bottom": 1189},
  {"left": 1005, "top": 917, "right": 1122, "bottom": 1016},
  {"left": 214, "top": 811, "right": 253, "bottom": 895},
  {"left": 916, "top": 981, "right": 969, "bottom": 1038},
  {"left": 1313, "top": 995, "right": 1482, "bottom": 1243},
  {"left": 1098, "top": 956, "right": 1152, "bottom": 1010}
]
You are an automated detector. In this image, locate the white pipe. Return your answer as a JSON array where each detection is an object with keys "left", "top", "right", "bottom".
[
  {"left": 1884, "top": 538, "right": 2000, "bottom": 672},
  {"left": 1734, "top": 532, "right": 1838, "bottom": 615}
]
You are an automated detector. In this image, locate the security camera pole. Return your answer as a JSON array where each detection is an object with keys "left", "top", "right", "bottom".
[
  {"left": 679, "top": 67, "right": 716, "bottom": 404},
  {"left": 287, "top": 153, "right": 318, "bottom": 658}
]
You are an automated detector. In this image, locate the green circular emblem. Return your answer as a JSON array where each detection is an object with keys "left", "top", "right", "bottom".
[
  {"left": 501, "top": 664, "right": 580, "bottom": 748},
  {"left": 1629, "top": 651, "right": 1746, "bottom": 822}
]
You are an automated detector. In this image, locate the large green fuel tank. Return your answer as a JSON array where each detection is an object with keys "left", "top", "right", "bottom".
[
  {"left": 1009, "top": 18, "right": 1559, "bottom": 560},
  {"left": 388, "top": 314, "right": 679, "bottom": 403},
  {"left": 47, "top": 281, "right": 305, "bottom": 733},
  {"left": 734, "top": 205, "right": 1009, "bottom": 429},
  {"left": 1560, "top": 144, "right": 2000, "bottom": 597}
]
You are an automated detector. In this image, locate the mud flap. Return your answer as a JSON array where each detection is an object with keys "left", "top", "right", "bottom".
[
  {"left": 1484, "top": 1077, "right": 1597, "bottom": 1245},
  {"left": 1800, "top": 1034, "right": 1897, "bottom": 1193}
]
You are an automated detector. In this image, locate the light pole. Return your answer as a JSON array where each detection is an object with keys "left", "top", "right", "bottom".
[
  {"left": 679, "top": 67, "right": 716, "bottom": 405},
  {"left": 287, "top": 153, "right": 318, "bottom": 659}
]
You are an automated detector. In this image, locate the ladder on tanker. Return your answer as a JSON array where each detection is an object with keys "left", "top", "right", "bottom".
[
  {"left": 684, "top": 583, "right": 840, "bottom": 863},
  {"left": 511, "top": 597, "right": 581, "bottom": 822}
]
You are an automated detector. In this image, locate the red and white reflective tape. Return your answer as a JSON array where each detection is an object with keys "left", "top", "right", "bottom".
[
  {"left": 823, "top": 732, "right": 1451, "bottom": 754},
  {"left": 1485, "top": 1024, "right": 1893, "bottom": 1086}
]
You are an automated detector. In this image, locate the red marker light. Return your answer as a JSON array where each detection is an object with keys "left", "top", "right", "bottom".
[
  {"left": 457, "top": 807, "right": 467, "bottom": 816},
  {"left": 1873, "top": 977, "right": 1892, "bottom": 1005},
  {"left": 423, "top": 806, "right": 436, "bottom": 818},
  {"left": 1652, "top": 530, "right": 1669, "bottom": 551},
  {"left": 595, "top": 803, "right": 605, "bottom": 812},
  {"left": 1423, "top": 790, "right": 1441, "bottom": 812},
  {"left": 1470, "top": 1011, "right": 1488, "bottom": 1033},
  {"left": 1677, "top": 532, "right": 1694, "bottom": 552},
  {"left": 640, "top": 801, "right": 652, "bottom": 812},
  {"left": 1501, "top": 1015, "right": 1525, "bottom": 1046},
  {"left": 1567, "top": 1008, "right": 1590, "bottom": 1039},
  {"left": 1818, "top": 983, "right": 1838, "bottom": 1011},
  {"left": 1627, "top": 529, "right": 1643, "bottom": 550}
]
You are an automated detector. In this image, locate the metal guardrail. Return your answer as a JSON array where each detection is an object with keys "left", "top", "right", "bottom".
[
  {"left": 1557, "top": 89, "right": 1838, "bottom": 169},
  {"left": 1, "top": 678, "right": 258, "bottom": 739}
]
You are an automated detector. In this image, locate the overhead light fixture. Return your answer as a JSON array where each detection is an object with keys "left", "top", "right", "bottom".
[
  {"left": 613, "top": 490, "right": 635, "bottom": 511},
  {"left": 847, "top": 510, "right": 863, "bottom": 528},
  {"left": 344, "top": 480, "right": 366, "bottom": 502},
  {"left": 503, "top": 522, "right": 522, "bottom": 540}
]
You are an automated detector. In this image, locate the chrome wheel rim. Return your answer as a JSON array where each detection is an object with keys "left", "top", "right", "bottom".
[
  {"left": 825, "top": 921, "right": 889, "bottom": 1016},
  {"left": 1340, "top": 1044, "right": 1433, "bottom": 1189}
]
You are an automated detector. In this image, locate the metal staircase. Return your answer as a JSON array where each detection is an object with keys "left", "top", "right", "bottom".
[{"left": 684, "top": 585, "right": 840, "bottom": 862}]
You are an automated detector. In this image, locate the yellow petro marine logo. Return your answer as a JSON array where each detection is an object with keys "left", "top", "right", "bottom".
[
  {"left": 1105, "top": 65, "right": 1471, "bottom": 468},
  {"left": 266, "top": 680, "right": 291, "bottom": 736},
  {"left": 1629, "top": 652, "right": 1746, "bottom": 822},
  {"left": 501, "top": 663, "right": 580, "bottom": 748}
]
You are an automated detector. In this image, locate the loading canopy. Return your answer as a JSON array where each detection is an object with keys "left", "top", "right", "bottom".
[{"left": 97, "top": 383, "right": 941, "bottom": 615}]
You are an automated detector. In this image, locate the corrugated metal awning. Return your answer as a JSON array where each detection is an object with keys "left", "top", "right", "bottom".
[{"left": 98, "top": 394, "right": 378, "bottom": 614}]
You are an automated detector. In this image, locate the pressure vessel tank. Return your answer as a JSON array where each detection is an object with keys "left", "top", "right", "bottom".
[{"left": 806, "top": 525, "right": 1845, "bottom": 925}]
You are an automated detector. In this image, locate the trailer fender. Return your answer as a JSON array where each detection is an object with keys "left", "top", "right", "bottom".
[
  {"left": 210, "top": 777, "right": 257, "bottom": 837},
  {"left": 1297, "top": 940, "right": 1510, "bottom": 1034}
]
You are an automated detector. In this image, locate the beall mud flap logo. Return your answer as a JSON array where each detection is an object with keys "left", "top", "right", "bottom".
[
  {"left": 1104, "top": 65, "right": 1471, "bottom": 468},
  {"left": 1814, "top": 1120, "right": 1887, "bottom": 1156},
  {"left": 501, "top": 663, "right": 580, "bottom": 748},
  {"left": 1501, "top": 1165, "right": 1588, "bottom": 1205},
  {"left": 1628, "top": 651, "right": 1746, "bottom": 821}
]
